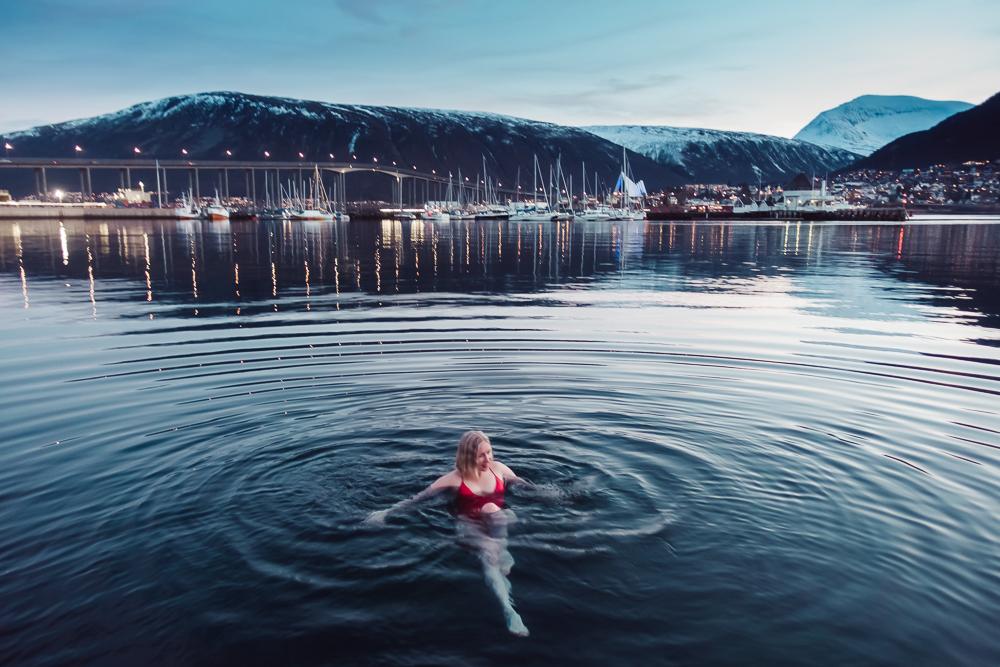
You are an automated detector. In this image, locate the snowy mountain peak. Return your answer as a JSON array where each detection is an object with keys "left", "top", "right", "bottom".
[
  {"left": 583, "top": 125, "right": 858, "bottom": 185},
  {"left": 793, "top": 95, "right": 973, "bottom": 156}
]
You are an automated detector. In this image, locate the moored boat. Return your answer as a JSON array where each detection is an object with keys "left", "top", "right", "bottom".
[
  {"left": 203, "top": 193, "right": 229, "bottom": 221},
  {"left": 174, "top": 191, "right": 200, "bottom": 220}
]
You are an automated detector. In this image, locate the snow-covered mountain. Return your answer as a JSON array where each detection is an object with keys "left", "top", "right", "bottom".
[
  {"left": 583, "top": 125, "right": 859, "bottom": 185},
  {"left": 846, "top": 91, "right": 1000, "bottom": 171},
  {"left": 1, "top": 91, "right": 686, "bottom": 197},
  {"left": 794, "top": 95, "right": 973, "bottom": 156}
]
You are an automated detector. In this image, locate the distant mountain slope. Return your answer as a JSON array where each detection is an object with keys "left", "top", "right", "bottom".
[
  {"left": 583, "top": 125, "right": 858, "bottom": 185},
  {"left": 794, "top": 95, "right": 973, "bottom": 155},
  {"left": 845, "top": 91, "right": 1000, "bottom": 171},
  {"left": 1, "top": 91, "right": 687, "bottom": 193}
]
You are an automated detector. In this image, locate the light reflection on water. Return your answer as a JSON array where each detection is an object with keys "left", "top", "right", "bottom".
[{"left": 0, "top": 217, "right": 999, "bottom": 666}]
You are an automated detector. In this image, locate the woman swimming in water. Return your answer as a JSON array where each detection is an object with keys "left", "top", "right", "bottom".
[{"left": 365, "top": 430, "right": 530, "bottom": 636}]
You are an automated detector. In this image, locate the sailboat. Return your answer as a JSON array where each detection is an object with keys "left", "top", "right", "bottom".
[
  {"left": 508, "top": 155, "right": 557, "bottom": 221},
  {"left": 551, "top": 156, "right": 573, "bottom": 220},
  {"left": 574, "top": 163, "right": 607, "bottom": 221},
  {"left": 450, "top": 169, "right": 477, "bottom": 218},
  {"left": 474, "top": 156, "right": 509, "bottom": 219},
  {"left": 289, "top": 166, "right": 335, "bottom": 222},
  {"left": 174, "top": 190, "right": 200, "bottom": 220}
]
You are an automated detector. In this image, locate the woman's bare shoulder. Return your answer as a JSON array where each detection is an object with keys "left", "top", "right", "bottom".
[
  {"left": 430, "top": 469, "right": 462, "bottom": 489},
  {"left": 492, "top": 460, "right": 517, "bottom": 478}
]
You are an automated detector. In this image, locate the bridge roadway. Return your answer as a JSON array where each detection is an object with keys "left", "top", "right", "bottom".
[{"left": 0, "top": 156, "right": 521, "bottom": 202}]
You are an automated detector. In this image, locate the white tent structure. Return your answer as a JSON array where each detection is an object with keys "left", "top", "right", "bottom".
[{"left": 614, "top": 172, "right": 647, "bottom": 197}]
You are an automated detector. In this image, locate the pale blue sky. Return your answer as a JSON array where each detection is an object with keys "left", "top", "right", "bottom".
[{"left": 2, "top": 0, "right": 997, "bottom": 136}]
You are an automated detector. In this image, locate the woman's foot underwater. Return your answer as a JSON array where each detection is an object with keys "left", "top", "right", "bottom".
[{"left": 505, "top": 607, "right": 529, "bottom": 636}]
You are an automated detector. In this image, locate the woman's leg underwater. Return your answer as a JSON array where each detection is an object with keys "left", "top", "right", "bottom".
[{"left": 465, "top": 504, "right": 528, "bottom": 636}]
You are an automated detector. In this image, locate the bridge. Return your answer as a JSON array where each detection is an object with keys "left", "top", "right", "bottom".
[{"left": 0, "top": 156, "right": 524, "bottom": 207}]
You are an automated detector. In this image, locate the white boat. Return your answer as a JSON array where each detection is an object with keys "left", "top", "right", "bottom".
[
  {"left": 174, "top": 191, "right": 200, "bottom": 220},
  {"left": 287, "top": 166, "right": 337, "bottom": 222},
  {"left": 472, "top": 158, "right": 510, "bottom": 219},
  {"left": 512, "top": 212, "right": 557, "bottom": 222},
  {"left": 203, "top": 192, "right": 229, "bottom": 221},
  {"left": 510, "top": 155, "right": 557, "bottom": 221},
  {"left": 258, "top": 208, "right": 288, "bottom": 221},
  {"left": 576, "top": 207, "right": 612, "bottom": 221},
  {"left": 509, "top": 203, "right": 556, "bottom": 222},
  {"left": 609, "top": 208, "right": 645, "bottom": 221},
  {"left": 289, "top": 209, "right": 334, "bottom": 222},
  {"left": 474, "top": 205, "right": 508, "bottom": 220}
]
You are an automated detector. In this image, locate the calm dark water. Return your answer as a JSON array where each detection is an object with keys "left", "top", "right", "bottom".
[{"left": 1, "top": 217, "right": 999, "bottom": 666}]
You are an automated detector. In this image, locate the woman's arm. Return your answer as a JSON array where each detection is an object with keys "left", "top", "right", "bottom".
[
  {"left": 493, "top": 461, "right": 534, "bottom": 488},
  {"left": 364, "top": 471, "right": 459, "bottom": 526},
  {"left": 494, "top": 461, "right": 564, "bottom": 500}
]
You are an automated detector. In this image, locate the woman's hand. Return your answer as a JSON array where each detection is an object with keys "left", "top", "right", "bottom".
[{"left": 364, "top": 509, "right": 389, "bottom": 526}]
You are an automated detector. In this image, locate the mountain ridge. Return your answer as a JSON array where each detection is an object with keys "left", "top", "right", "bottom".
[
  {"left": 844, "top": 91, "right": 1000, "bottom": 171},
  {"left": 1, "top": 91, "right": 688, "bottom": 195},
  {"left": 793, "top": 95, "right": 973, "bottom": 155},
  {"left": 583, "top": 124, "right": 859, "bottom": 185}
]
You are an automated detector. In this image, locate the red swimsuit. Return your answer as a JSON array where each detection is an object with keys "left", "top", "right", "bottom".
[{"left": 455, "top": 468, "right": 505, "bottom": 518}]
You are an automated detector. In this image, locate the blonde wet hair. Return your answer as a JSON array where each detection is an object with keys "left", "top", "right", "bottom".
[{"left": 455, "top": 430, "right": 491, "bottom": 479}]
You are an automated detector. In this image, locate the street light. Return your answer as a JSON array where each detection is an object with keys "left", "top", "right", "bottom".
[
  {"left": 298, "top": 152, "right": 305, "bottom": 159},
  {"left": 181, "top": 148, "right": 188, "bottom": 156},
  {"left": 133, "top": 146, "right": 141, "bottom": 155},
  {"left": 225, "top": 149, "right": 232, "bottom": 157},
  {"left": 329, "top": 153, "right": 335, "bottom": 159},
  {"left": 263, "top": 150, "right": 270, "bottom": 158},
  {"left": 74, "top": 145, "right": 83, "bottom": 153},
  {"left": 54, "top": 189, "right": 64, "bottom": 202}
]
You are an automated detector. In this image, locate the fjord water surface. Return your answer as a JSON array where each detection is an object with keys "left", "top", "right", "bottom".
[{"left": 1, "top": 218, "right": 998, "bottom": 666}]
